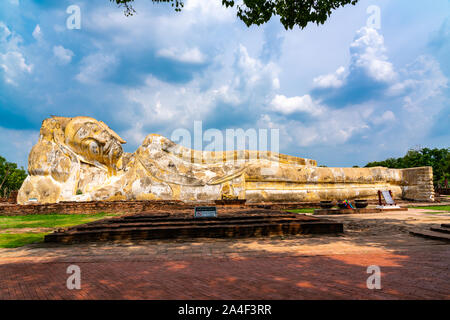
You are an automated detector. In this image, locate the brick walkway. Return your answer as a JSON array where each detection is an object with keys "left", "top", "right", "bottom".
[
  {"left": 0, "top": 209, "right": 449, "bottom": 300},
  {"left": 0, "top": 248, "right": 449, "bottom": 299}
]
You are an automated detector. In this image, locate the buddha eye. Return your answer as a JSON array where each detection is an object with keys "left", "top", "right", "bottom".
[
  {"left": 82, "top": 138, "right": 100, "bottom": 156},
  {"left": 89, "top": 140, "right": 99, "bottom": 154}
]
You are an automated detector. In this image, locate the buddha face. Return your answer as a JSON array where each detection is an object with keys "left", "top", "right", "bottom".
[{"left": 63, "top": 117, "right": 126, "bottom": 170}]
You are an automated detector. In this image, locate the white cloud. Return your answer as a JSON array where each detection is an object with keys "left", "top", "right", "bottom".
[
  {"left": 122, "top": 74, "right": 220, "bottom": 133},
  {"left": 53, "top": 45, "right": 74, "bottom": 64},
  {"left": 0, "top": 22, "right": 12, "bottom": 42},
  {"left": 85, "top": 0, "right": 234, "bottom": 48},
  {"left": 32, "top": 24, "right": 42, "bottom": 41},
  {"left": 299, "top": 112, "right": 369, "bottom": 146},
  {"left": 0, "top": 21, "right": 32, "bottom": 85},
  {"left": 0, "top": 51, "right": 33, "bottom": 85},
  {"left": 381, "top": 110, "right": 396, "bottom": 121},
  {"left": 272, "top": 78, "right": 280, "bottom": 89},
  {"left": 372, "top": 110, "right": 396, "bottom": 125},
  {"left": 386, "top": 79, "right": 417, "bottom": 96},
  {"left": 350, "top": 27, "right": 397, "bottom": 83},
  {"left": 398, "top": 55, "right": 448, "bottom": 135},
  {"left": 259, "top": 106, "right": 370, "bottom": 147},
  {"left": 311, "top": 27, "right": 396, "bottom": 92},
  {"left": 265, "top": 24, "right": 442, "bottom": 149},
  {"left": 403, "top": 56, "right": 448, "bottom": 103},
  {"left": 313, "top": 66, "right": 346, "bottom": 89},
  {"left": 233, "top": 44, "right": 280, "bottom": 94},
  {"left": 271, "top": 94, "right": 324, "bottom": 116},
  {"left": 116, "top": 44, "right": 281, "bottom": 142},
  {"left": 183, "top": 0, "right": 234, "bottom": 23},
  {"left": 157, "top": 47, "right": 206, "bottom": 64},
  {"left": 76, "top": 53, "right": 117, "bottom": 84},
  {"left": 122, "top": 121, "right": 146, "bottom": 146}
]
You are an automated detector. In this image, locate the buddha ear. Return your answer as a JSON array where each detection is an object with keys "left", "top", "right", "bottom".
[
  {"left": 40, "top": 117, "right": 67, "bottom": 144},
  {"left": 50, "top": 116, "right": 71, "bottom": 131},
  {"left": 98, "top": 121, "right": 126, "bottom": 144}
]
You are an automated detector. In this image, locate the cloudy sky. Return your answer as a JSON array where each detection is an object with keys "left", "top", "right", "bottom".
[{"left": 0, "top": 0, "right": 449, "bottom": 169}]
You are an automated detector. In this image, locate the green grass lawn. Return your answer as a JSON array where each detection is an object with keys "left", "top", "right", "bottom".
[
  {"left": 410, "top": 205, "right": 450, "bottom": 212},
  {"left": 0, "top": 233, "right": 48, "bottom": 248},
  {"left": 0, "top": 212, "right": 119, "bottom": 229},
  {"left": 0, "top": 212, "right": 121, "bottom": 248},
  {"left": 286, "top": 208, "right": 315, "bottom": 214}
]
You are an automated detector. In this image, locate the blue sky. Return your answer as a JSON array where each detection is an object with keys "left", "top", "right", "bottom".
[{"left": 0, "top": 0, "right": 449, "bottom": 168}]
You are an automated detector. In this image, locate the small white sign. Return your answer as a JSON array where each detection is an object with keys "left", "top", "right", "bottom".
[
  {"left": 381, "top": 190, "right": 395, "bottom": 205},
  {"left": 194, "top": 206, "right": 217, "bottom": 218}
]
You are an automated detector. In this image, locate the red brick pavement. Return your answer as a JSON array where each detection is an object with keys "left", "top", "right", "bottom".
[{"left": 0, "top": 247, "right": 449, "bottom": 300}]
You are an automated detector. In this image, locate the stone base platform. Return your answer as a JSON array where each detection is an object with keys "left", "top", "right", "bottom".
[
  {"left": 44, "top": 209, "right": 344, "bottom": 244},
  {"left": 313, "top": 207, "right": 408, "bottom": 215},
  {"left": 410, "top": 224, "right": 450, "bottom": 242},
  {"left": 2, "top": 199, "right": 437, "bottom": 216},
  {"left": 214, "top": 199, "right": 247, "bottom": 207},
  {"left": 0, "top": 200, "right": 191, "bottom": 216}
]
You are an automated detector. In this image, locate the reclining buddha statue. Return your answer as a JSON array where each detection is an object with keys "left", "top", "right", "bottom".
[{"left": 17, "top": 116, "right": 434, "bottom": 204}]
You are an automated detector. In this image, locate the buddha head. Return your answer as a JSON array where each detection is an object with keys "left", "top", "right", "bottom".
[
  {"left": 39, "top": 116, "right": 126, "bottom": 172},
  {"left": 63, "top": 117, "right": 126, "bottom": 170}
]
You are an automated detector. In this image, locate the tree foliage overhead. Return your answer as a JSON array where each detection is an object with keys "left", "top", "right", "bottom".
[
  {"left": 222, "top": 0, "right": 359, "bottom": 29},
  {"left": 365, "top": 148, "right": 450, "bottom": 187},
  {"left": 0, "top": 156, "right": 27, "bottom": 198},
  {"left": 110, "top": 0, "right": 360, "bottom": 29},
  {"left": 111, "top": 0, "right": 184, "bottom": 16}
]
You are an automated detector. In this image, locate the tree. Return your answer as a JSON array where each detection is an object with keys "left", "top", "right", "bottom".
[
  {"left": 110, "top": 0, "right": 360, "bottom": 29},
  {"left": 0, "top": 156, "right": 27, "bottom": 198},
  {"left": 365, "top": 148, "right": 450, "bottom": 187}
]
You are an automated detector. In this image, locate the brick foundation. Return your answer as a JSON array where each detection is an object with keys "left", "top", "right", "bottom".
[
  {"left": 0, "top": 200, "right": 191, "bottom": 216},
  {"left": 0, "top": 199, "right": 418, "bottom": 216}
]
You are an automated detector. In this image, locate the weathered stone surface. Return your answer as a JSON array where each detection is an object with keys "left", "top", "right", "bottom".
[{"left": 17, "top": 116, "right": 435, "bottom": 204}]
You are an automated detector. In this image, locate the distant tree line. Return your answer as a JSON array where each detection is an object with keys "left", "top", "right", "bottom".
[
  {"left": 0, "top": 156, "right": 27, "bottom": 198},
  {"left": 365, "top": 148, "right": 450, "bottom": 187}
]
